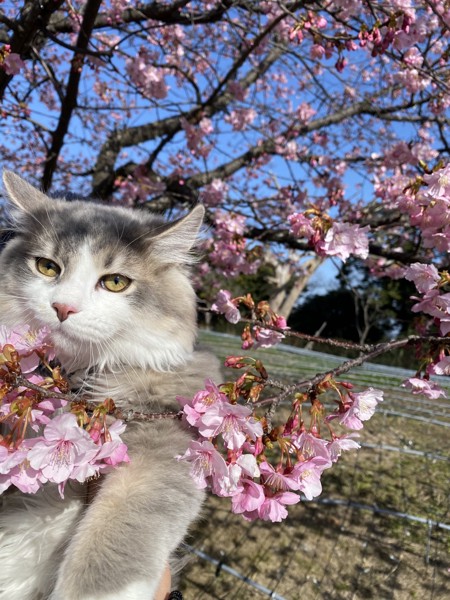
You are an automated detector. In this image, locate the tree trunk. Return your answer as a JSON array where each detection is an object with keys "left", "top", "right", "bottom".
[{"left": 269, "top": 256, "right": 324, "bottom": 319}]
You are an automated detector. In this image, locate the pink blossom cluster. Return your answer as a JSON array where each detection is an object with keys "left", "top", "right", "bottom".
[
  {"left": 249, "top": 324, "right": 287, "bottom": 350},
  {"left": 199, "top": 179, "right": 229, "bottom": 207},
  {"left": 225, "top": 107, "right": 257, "bottom": 131},
  {"left": 286, "top": 0, "right": 428, "bottom": 76},
  {"left": 381, "top": 163, "right": 450, "bottom": 254},
  {"left": 414, "top": 165, "right": 450, "bottom": 252},
  {"left": 125, "top": 47, "right": 168, "bottom": 99},
  {"left": 211, "top": 290, "right": 289, "bottom": 349},
  {"left": 404, "top": 263, "right": 450, "bottom": 335},
  {"left": 0, "top": 45, "right": 25, "bottom": 75},
  {"left": 325, "top": 387, "right": 384, "bottom": 431},
  {"left": 178, "top": 379, "right": 383, "bottom": 522},
  {"left": 211, "top": 289, "right": 241, "bottom": 324},
  {"left": 318, "top": 222, "right": 369, "bottom": 261},
  {"left": 180, "top": 117, "right": 213, "bottom": 158},
  {"left": 0, "top": 327, "right": 129, "bottom": 497},
  {"left": 401, "top": 377, "right": 446, "bottom": 400},
  {"left": 116, "top": 165, "right": 166, "bottom": 205},
  {"left": 307, "top": 2, "right": 446, "bottom": 97},
  {"left": 357, "top": 7, "right": 417, "bottom": 57},
  {"left": 399, "top": 262, "right": 450, "bottom": 399},
  {"left": 206, "top": 211, "right": 260, "bottom": 277},
  {"left": 289, "top": 213, "right": 369, "bottom": 261},
  {"left": 107, "top": 0, "right": 131, "bottom": 23}
]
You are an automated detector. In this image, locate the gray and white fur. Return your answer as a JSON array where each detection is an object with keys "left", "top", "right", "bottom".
[{"left": 0, "top": 171, "right": 220, "bottom": 600}]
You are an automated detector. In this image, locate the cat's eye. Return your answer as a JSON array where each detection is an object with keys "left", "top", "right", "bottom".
[
  {"left": 35, "top": 257, "right": 61, "bottom": 278},
  {"left": 99, "top": 273, "right": 131, "bottom": 293}
]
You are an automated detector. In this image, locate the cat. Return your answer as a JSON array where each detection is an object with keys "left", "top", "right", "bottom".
[{"left": 0, "top": 170, "right": 221, "bottom": 600}]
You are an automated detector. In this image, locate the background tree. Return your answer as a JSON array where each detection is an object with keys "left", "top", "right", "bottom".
[{"left": 289, "top": 261, "right": 418, "bottom": 357}]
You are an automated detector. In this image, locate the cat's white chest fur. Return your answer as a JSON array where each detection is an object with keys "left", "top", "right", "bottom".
[
  {"left": 0, "top": 487, "right": 158, "bottom": 600},
  {"left": 0, "top": 486, "right": 84, "bottom": 600},
  {"left": 59, "top": 582, "right": 158, "bottom": 600}
]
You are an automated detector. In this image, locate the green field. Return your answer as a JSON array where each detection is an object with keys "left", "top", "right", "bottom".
[{"left": 181, "top": 331, "right": 450, "bottom": 600}]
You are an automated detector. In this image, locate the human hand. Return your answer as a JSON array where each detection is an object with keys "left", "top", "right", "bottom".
[{"left": 154, "top": 565, "right": 183, "bottom": 600}]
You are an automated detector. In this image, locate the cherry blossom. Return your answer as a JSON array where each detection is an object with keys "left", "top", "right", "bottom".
[
  {"left": 225, "top": 108, "right": 257, "bottom": 131},
  {"left": 317, "top": 222, "right": 370, "bottom": 261},
  {"left": 337, "top": 388, "right": 384, "bottom": 430},
  {"left": 293, "top": 431, "right": 332, "bottom": 461},
  {"left": 401, "top": 377, "right": 447, "bottom": 400},
  {"left": 0, "top": 447, "right": 29, "bottom": 493},
  {"left": 325, "top": 387, "right": 384, "bottom": 431},
  {"left": 429, "top": 356, "right": 450, "bottom": 376},
  {"left": 26, "top": 413, "right": 100, "bottom": 487},
  {"left": 178, "top": 378, "right": 227, "bottom": 426},
  {"left": 93, "top": 420, "right": 130, "bottom": 468},
  {"left": 327, "top": 434, "right": 361, "bottom": 462},
  {"left": 288, "top": 213, "right": 316, "bottom": 239},
  {"left": 231, "top": 479, "right": 265, "bottom": 515},
  {"left": 291, "top": 456, "right": 332, "bottom": 500},
  {"left": 206, "top": 212, "right": 260, "bottom": 278},
  {"left": 125, "top": 49, "right": 168, "bottom": 99},
  {"left": 0, "top": 327, "right": 130, "bottom": 496},
  {"left": 259, "top": 461, "right": 299, "bottom": 491},
  {"left": 411, "top": 289, "right": 450, "bottom": 335},
  {"left": 0, "top": 325, "right": 52, "bottom": 372},
  {"left": 256, "top": 491, "right": 300, "bottom": 523},
  {"left": 197, "top": 402, "right": 263, "bottom": 450},
  {"left": 423, "top": 164, "right": 450, "bottom": 200},
  {"left": 213, "top": 453, "right": 260, "bottom": 497},
  {"left": 177, "top": 439, "right": 229, "bottom": 490},
  {"left": 199, "top": 179, "right": 229, "bottom": 207},
  {"left": 404, "top": 263, "right": 440, "bottom": 294},
  {"left": 4, "top": 53, "right": 25, "bottom": 75},
  {"left": 211, "top": 289, "right": 241, "bottom": 324},
  {"left": 1, "top": 455, "right": 41, "bottom": 494},
  {"left": 252, "top": 326, "right": 285, "bottom": 349}
]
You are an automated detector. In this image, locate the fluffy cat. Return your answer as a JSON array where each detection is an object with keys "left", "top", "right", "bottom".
[{"left": 0, "top": 171, "right": 220, "bottom": 600}]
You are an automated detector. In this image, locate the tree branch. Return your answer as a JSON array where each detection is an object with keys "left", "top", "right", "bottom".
[
  {"left": 41, "top": 0, "right": 103, "bottom": 191},
  {"left": 91, "top": 37, "right": 287, "bottom": 197},
  {"left": 0, "top": 0, "right": 65, "bottom": 100},
  {"left": 261, "top": 334, "right": 450, "bottom": 425},
  {"left": 44, "top": 1, "right": 306, "bottom": 33},
  {"left": 13, "top": 374, "right": 181, "bottom": 422}
]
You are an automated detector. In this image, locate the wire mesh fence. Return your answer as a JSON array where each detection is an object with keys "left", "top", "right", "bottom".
[{"left": 180, "top": 332, "right": 450, "bottom": 599}]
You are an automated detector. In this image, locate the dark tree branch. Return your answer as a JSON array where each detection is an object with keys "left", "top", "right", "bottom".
[
  {"left": 41, "top": 0, "right": 103, "bottom": 191},
  {"left": 0, "top": 1, "right": 229, "bottom": 45},
  {"left": 243, "top": 225, "right": 434, "bottom": 265},
  {"left": 12, "top": 374, "right": 181, "bottom": 422},
  {"left": 92, "top": 83, "right": 430, "bottom": 200},
  {"left": 0, "top": 0, "right": 65, "bottom": 100},
  {"left": 92, "top": 37, "right": 287, "bottom": 197},
  {"left": 47, "top": 0, "right": 228, "bottom": 32},
  {"left": 44, "top": 1, "right": 306, "bottom": 33}
]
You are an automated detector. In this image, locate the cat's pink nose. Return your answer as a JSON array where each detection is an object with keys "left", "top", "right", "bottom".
[{"left": 52, "top": 302, "right": 79, "bottom": 322}]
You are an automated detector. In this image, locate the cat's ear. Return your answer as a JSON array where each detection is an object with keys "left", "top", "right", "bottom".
[
  {"left": 151, "top": 205, "right": 205, "bottom": 263},
  {"left": 2, "top": 170, "right": 50, "bottom": 214}
]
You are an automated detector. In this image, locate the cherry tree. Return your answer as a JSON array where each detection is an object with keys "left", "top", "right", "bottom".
[{"left": 1, "top": 0, "right": 450, "bottom": 520}]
